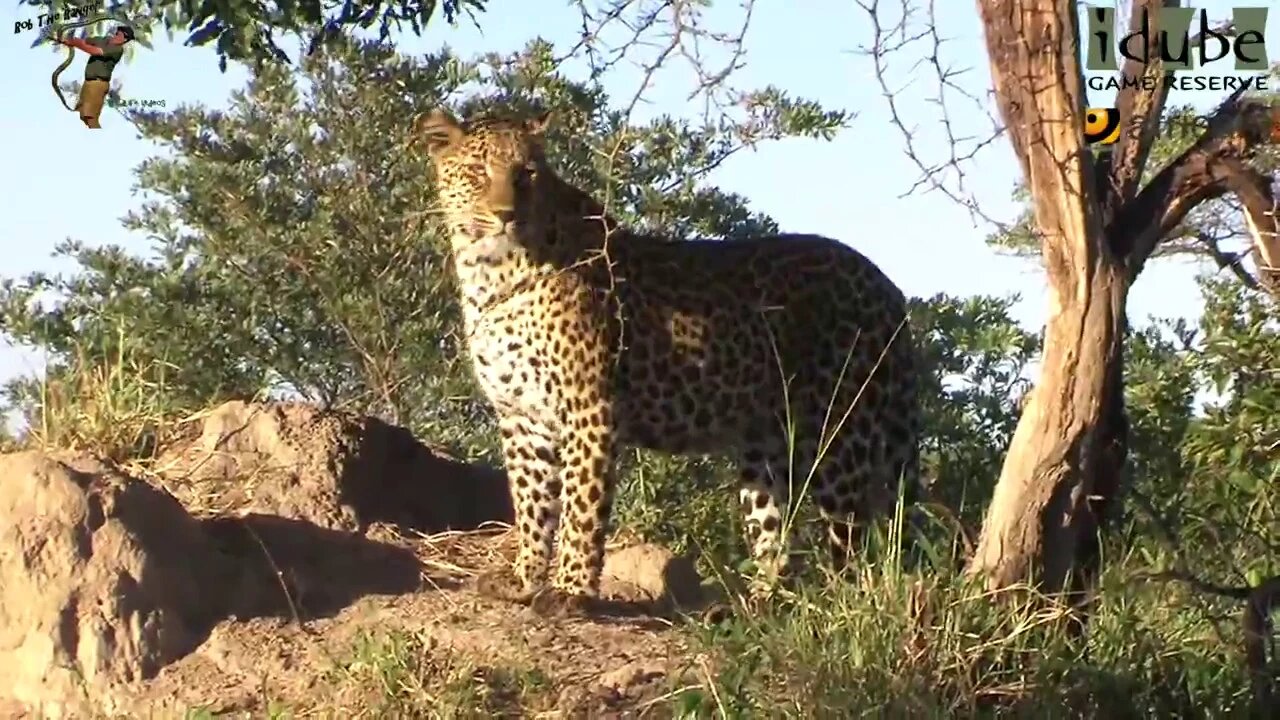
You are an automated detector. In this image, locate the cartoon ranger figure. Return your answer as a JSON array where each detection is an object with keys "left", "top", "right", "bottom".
[{"left": 55, "top": 23, "right": 134, "bottom": 129}]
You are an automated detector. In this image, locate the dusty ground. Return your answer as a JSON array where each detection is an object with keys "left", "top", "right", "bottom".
[
  {"left": 132, "top": 529, "right": 695, "bottom": 718},
  {"left": 0, "top": 402, "right": 710, "bottom": 719}
]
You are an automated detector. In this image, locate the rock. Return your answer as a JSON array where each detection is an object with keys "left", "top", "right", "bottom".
[
  {"left": 558, "top": 659, "right": 670, "bottom": 717},
  {"left": 0, "top": 451, "right": 230, "bottom": 717},
  {"left": 601, "top": 543, "right": 706, "bottom": 611},
  {"left": 596, "top": 660, "right": 667, "bottom": 692},
  {"left": 155, "top": 400, "right": 513, "bottom": 534}
]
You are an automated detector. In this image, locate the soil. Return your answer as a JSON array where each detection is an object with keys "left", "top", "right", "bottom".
[{"left": 0, "top": 401, "right": 712, "bottom": 719}]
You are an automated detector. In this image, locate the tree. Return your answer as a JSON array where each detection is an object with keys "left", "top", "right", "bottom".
[
  {"left": 24, "top": 0, "right": 761, "bottom": 103},
  {"left": 12, "top": 0, "right": 1274, "bottom": 617},
  {"left": 0, "top": 35, "right": 844, "bottom": 461},
  {"left": 1127, "top": 278, "right": 1279, "bottom": 584},
  {"left": 23, "top": 0, "right": 486, "bottom": 68},
  {"left": 963, "top": 0, "right": 1279, "bottom": 600}
]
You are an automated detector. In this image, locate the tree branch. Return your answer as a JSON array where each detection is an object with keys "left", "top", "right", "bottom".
[
  {"left": 561, "top": 0, "right": 759, "bottom": 122},
  {"left": 1104, "top": 0, "right": 1179, "bottom": 218},
  {"left": 1108, "top": 91, "right": 1277, "bottom": 278},
  {"left": 1145, "top": 570, "right": 1280, "bottom": 714},
  {"left": 855, "top": 0, "right": 1006, "bottom": 228},
  {"left": 1232, "top": 163, "right": 1280, "bottom": 296},
  {"left": 1196, "top": 232, "right": 1261, "bottom": 290}
]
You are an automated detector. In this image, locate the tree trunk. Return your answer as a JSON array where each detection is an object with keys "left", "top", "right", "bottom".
[
  {"left": 966, "top": 0, "right": 1129, "bottom": 596},
  {"left": 967, "top": 264, "right": 1128, "bottom": 594}
]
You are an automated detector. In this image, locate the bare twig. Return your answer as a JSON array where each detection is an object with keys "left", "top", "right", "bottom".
[
  {"left": 853, "top": 0, "right": 1008, "bottom": 230},
  {"left": 241, "top": 519, "right": 316, "bottom": 635},
  {"left": 560, "top": 0, "right": 757, "bottom": 123}
]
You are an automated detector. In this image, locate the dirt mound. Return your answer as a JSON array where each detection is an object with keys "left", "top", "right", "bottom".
[
  {"left": 0, "top": 402, "right": 710, "bottom": 717},
  {"left": 0, "top": 451, "right": 230, "bottom": 717},
  {"left": 155, "top": 400, "right": 513, "bottom": 533},
  {"left": 126, "top": 536, "right": 695, "bottom": 717}
]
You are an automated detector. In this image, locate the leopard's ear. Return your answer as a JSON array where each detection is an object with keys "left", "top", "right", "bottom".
[
  {"left": 524, "top": 109, "right": 552, "bottom": 137},
  {"left": 411, "top": 108, "right": 464, "bottom": 156}
]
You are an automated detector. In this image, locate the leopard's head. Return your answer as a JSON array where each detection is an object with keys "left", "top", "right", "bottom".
[{"left": 412, "top": 108, "right": 554, "bottom": 249}]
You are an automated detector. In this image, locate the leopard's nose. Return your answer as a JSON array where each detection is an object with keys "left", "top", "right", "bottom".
[{"left": 493, "top": 209, "right": 515, "bottom": 225}]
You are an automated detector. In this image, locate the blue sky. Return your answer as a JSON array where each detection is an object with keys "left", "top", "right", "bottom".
[{"left": 0, "top": 1, "right": 1271, "bottom": 416}]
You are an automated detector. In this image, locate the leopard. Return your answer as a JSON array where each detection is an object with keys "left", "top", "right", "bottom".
[{"left": 412, "top": 107, "right": 922, "bottom": 613}]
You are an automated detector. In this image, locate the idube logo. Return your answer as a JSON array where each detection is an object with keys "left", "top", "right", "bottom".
[{"left": 1084, "top": 4, "right": 1271, "bottom": 92}]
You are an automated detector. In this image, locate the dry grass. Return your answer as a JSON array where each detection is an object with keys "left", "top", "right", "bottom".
[
  {"left": 178, "top": 630, "right": 559, "bottom": 720},
  {"left": 304, "top": 631, "right": 557, "bottom": 719},
  {"left": 22, "top": 341, "right": 182, "bottom": 464},
  {"left": 673, "top": 570, "right": 1253, "bottom": 717}
]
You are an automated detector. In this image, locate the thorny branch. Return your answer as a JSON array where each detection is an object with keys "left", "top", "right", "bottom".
[
  {"left": 853, "top": 0, "right": 1007, "bottom": 229},
  {"left": 555, "top": 0, "right": 826, "bottom": 205},
  {"left": 561, "top": 0, "right": 756, "bottom": 123},
  {"left": 552, "top": 0, "right": 752, "bottom": 264},
  {"left": 552, "top": 0, "right": 780, "bottom": 350},
  {"left": 856, "top": 0, "right": 1278, "bottom": 292}
]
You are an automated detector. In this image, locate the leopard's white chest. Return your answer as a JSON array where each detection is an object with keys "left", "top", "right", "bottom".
[
  {"left": 453, "top": 235, "right": 560, "bottom": 428},
  {"left": 466, "top": 310, "right": 559, "bottom": 428}
]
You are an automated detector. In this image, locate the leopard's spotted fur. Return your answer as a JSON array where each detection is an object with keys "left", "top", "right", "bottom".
[{"left": 414, "top": 108, "right": 922, "bottom": 607}]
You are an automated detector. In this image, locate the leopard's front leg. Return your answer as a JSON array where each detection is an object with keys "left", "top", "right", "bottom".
[
  {"left": 490, "top": 413, "right": 563, "bottom": 601},
  {"left": 552, "top": 393, "right": 616, "bottom": 598},
  {"left": 548, "top": 292, "right": 618, "bottom": 600}
]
